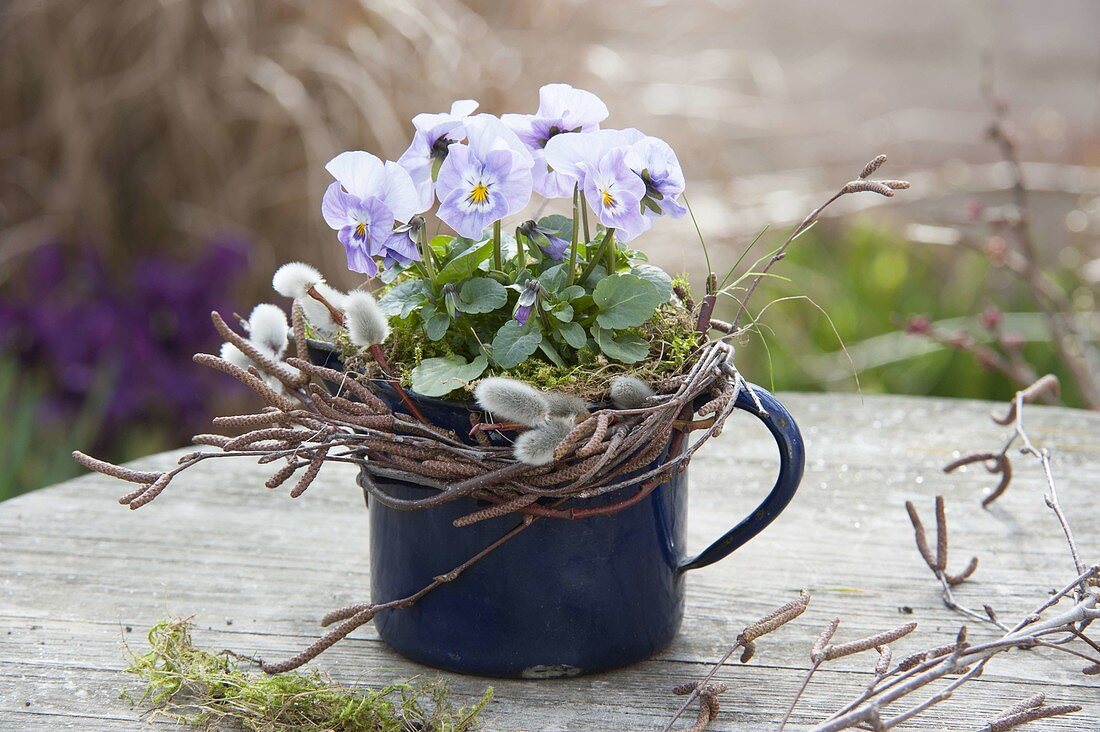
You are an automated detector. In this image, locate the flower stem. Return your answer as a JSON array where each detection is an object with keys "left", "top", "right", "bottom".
[
  {"left": 578, "top": 227, "right": 615, "bottom": 284},
  {"left": 605, "top": 228, "right": 616, "bottom": 273},
  {"left": 514, "top": 226, "right": 527, "bottom": 273},
  {"left": 567, "top": 185, "right": 581, "bottom": 286},
  {"left": 492, "top": 220, "right": 503, "bottom": 271},
  {"left": 579, "top": 190, "right": 591, "bottom": 244},
  {"left": 417, "top": 227, "right": 437, "bottom": 286}
]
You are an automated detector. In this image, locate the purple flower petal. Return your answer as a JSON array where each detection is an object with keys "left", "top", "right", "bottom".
[
  {"left": 381, "top": 161, "right": 424, "bottom": 222},
  {"left": 397, "top": 131, "right": 435, "bottom": 211},
  {"left": 543, "top": 129, "right": 629, "bottom": 185},
  {"left": 324, "top": 151, "right": 386, "bottom": 200},
  {"left": 536, "top": 84, "right": 608, "bottom": 131},
  {"left": 513, "top": 303, "right": 532, "bottom": 325},
  {"left": 581, "top": 147, "right": 649, "bottom": 241},
  {"left": 321, "top": 181, "right": 358, "bottom": 229}
]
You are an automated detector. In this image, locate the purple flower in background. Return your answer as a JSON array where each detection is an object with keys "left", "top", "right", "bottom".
[
  {"left": 513, "top": 280, "right": 540, "bottom": 325},
  {"left": 579, "top": 147, "right": 649, "bottom": 241},
  {"left": 397, "top": 99, "right": 479, "bottom": 210},
  {"left": 1, "top": 238, "right": 251, "bottom": 455},
  {"left": 625, "top": 135, "right": 688, "bottom": 218},
  {"left": 503, "top": 84, "right": 609, "bottom": 198},
  {"left": 322, "top": 151, "right": 422, "bottom": 276},
  {"left": 435, "top": 115, "right": 534, "bottom": 239}
]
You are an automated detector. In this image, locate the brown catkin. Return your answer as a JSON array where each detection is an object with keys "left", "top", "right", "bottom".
[
  {"left": 71, "top": 451, "right": 161, "bottom": 484},
  {"left": 947, "top": 556, "right": 979, "bottom": 585},
  {"left": 934, "top": 495, "right": 948, "bottom": 572},
  {"left": 266, "top": 461, "right": 303, "bottom": 490},
  {"left": 290, "top": 447, "right": 328, "bottom": 498},
  {"left": 823, "top": 622, "right": 918, "bottom": 661},
  {"left": 905, "top": 501, "right": 937, "bottom": 571},
  {"left": 811, "top": 617, "right": 841, "bottom": 662},
  {"left": 740, "top": 590, "right": 811, "bottom": 643},
  {"left": 842, "top": 179, "right": 894, "bottom": 197},
  {"left": 128, "top": 472, "right": 173, "bottom": 509},
  {"left": 859, "top": 154, "right": 888, "bottom": 179}
]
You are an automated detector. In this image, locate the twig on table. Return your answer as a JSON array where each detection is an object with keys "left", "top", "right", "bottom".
[{"left": 660, "top": 590, "right": 810, "bottom": 732}]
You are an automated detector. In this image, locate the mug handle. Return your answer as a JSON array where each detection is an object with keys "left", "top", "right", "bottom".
[{"left": 678, "top": 383, "right": 805, "bottom": 573}]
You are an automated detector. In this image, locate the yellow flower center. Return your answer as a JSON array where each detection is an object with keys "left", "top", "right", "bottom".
[
  {"left": 469, "top": 182, "right": 490, "bottom": 205},
  {"left": 355, "top": 221, "right": 367, "bottom": 239},
  {"left": 601, "top": 189, "right": 615, "bottom": 207}
]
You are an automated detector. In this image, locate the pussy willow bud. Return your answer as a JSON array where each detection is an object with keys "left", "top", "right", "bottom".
[
  {"left": 474, "top": 377, "right": 550, "bottom": 427},
  {"left": 513, "top": 417, "right": 574, "bottom": 465}
]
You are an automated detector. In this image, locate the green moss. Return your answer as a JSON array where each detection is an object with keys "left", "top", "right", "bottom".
[
  {"left": 123, "top": 618, "right": 493, "bottom": 731},
  {"left": 357, "top": 301, "right": 700, "bottom": 400}
]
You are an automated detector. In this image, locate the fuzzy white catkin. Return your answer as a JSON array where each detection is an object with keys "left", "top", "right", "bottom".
[
  {"left": 474, "top": 377, "right": 550, "bottom": 427},
  {"left": 609, "top": 376, "right": 655, "bottom": 410},
  {"left": 298, "top": 282, "right": 347, "bottom": 335},
  {"left": 543, "top": 390, "right": 589, "bottom": 419},
  {"left": 513, "top": 417, "right": 574, "bottom": 466},
  {"left": 272, "top": 262, "right": 324, "bottom": 299},
  {"left": 344, "top": 290, "right": 390, "bottom": 348},
  {"left": 247, "top": 304, "right": 289, "bottom": 358},
  {"left": 219, "top": 342, "right": 255, "bottom": 371}
]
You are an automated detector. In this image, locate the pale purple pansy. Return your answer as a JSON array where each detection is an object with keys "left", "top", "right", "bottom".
[
  {"left": 624, "top": 135, "right": 688, "bottom": 218},
  {"left": 397, "top": 99, "right": 479, "bottom": 210},
  {"left": 435, "top": 115, "right": 534, "bottom": 240},
  {"left": 503, "top": 84, "right": 609, "bottom": 199},
  {"left": 541, "top": 129, "right": 629, "bottom": 188},
  {"left": 321, "top": 151, "right": 422, "bottom": 276},
  {"left": 578, "top": 147, "right": 650, "bottom": 242}
]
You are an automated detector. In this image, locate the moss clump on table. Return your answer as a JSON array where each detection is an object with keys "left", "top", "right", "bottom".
[{"left": 123, "top": 618, "right": 493, "bottom": 731}]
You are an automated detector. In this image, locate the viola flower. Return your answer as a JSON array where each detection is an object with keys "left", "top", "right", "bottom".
[
  {"left": 578, "top": 147, "right": 649, "bottom": 242},
  {"left": 397, "top": 99, "right": 479, "bottom": 210},
  {"left": 435, "top": 115, "right": 534, "bottom": 240},
  {"left": 503, "top": 84, "right": 609, "bottom": 198},
  {"left": 513, "top": 280, "right": 541, "bottom": 325},
  {"left": 625, "top": 135, "right": 688, "bottom": 218},
  {"left": 519, "top": 220, "right": 570, "bottom": 261},
  {"left": 542, "top": 129, "right": 630, "bottom": 186},
  {"left": 322, "top": 151, "right": 422, "bottom": 276}
]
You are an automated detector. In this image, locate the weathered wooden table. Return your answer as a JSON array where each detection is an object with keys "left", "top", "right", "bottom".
[{"left": 1, "top": 393, "right": 1097, "bottom": 730}]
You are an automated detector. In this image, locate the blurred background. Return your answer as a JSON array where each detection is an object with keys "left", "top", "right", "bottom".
[{"left": 2, "top": 0, "right": 1099, "bottom": 499}]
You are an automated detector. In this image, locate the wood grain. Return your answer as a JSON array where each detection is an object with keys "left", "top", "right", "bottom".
[{"left": 1, "top": 393, "right": 1097, "bottom": 730}]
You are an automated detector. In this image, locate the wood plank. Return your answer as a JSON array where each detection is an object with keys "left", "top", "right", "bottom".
[{"left": 1, "top": 393, "right": 1097, "bottom": 729}]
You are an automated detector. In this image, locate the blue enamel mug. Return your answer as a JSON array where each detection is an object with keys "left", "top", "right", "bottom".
[{"left": 309, "top": 342, "right": 805, "bottom": 678}]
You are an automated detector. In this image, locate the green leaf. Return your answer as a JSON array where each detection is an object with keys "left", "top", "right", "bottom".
[
  {"left": 410, "top": 355, "right": 488, "bottom": 397},
  {"left": 423, "top": 308, "right": 450, "bottom": 341},
  {"left": 592, "top": 273, "right": 664, "bottom": 329},
  {"left": 559, "top": 321, "right": 588, "bottom": 349},
  {"left": 491, "top": 321, "right": 542, "bottom": 369},
  {"left": 379, "top": 280, "right": 428, "bottom": 318},
  {"left": 559, "top": 285, "right": 585, "bottom": 301},
  {"left": 437, "top": 240, "right": 493, "bottom": 284},
  {"left": 630, "top": 263, "right": 674, "bottom": 302},
  {"left": 537, "top": 214, "right": 573, "bottom": 238},
  {"left": 593, "top": 327, "right": 650, "bottom": 364},
  {"left": 458, "top": 277, "right": 507, "bottom": 314},
  {"left": 539, "top": 340, "right": 566, "bottom": 368},
  {"left": 537, "top": 264, "right": 569, "bottom": 292},
  {"left": 551, "top": 302, "right": 574, "bottom": 322}
]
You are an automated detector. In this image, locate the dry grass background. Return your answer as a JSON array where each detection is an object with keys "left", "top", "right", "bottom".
[{"left": 0, "top": 1, "right": 575, "bottom": 292}]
